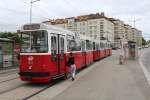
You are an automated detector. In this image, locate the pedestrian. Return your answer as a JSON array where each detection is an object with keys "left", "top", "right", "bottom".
[{"left": 67, "top": 52, "right": 76, "bottom": 81}]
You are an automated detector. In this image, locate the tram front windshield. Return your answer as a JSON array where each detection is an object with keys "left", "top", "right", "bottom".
[{"left": 21, "top": 30, "right": 48, "bottom": 53}]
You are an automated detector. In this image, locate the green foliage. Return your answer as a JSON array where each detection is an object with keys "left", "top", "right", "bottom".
[
  {"left": 0, "top": 32, "right": 21, "bottom": 43},
  {"left": 3, "top": 42, "right": 13, "bottom": 54},
  {"left": 147, "top": 40, "right": 150, "bottom": 44},
  {"left": 142, "top": 37, "right": 146, "bottom": 45}
]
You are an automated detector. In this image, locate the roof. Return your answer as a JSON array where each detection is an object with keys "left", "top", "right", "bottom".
[{"left": 43, "top": 12, "right": 112, "bottom": 25}]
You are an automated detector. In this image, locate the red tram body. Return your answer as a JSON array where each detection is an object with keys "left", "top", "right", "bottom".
[{"left": 18, "top": 23, "right": 112, "bottom": 83}]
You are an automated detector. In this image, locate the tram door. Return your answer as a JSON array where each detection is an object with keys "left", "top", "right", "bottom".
[
  {"left": 59, "top": 35, "right": 65, "bottom": 73},
  {"left": 51, "top": 34, "right": 65, "bottom": 76}
]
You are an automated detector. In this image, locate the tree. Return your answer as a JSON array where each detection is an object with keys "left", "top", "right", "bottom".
[
  {"left": 0, "top": 32, "right": 21, "bottom": 43},
  {"left": 142, "top": 37, "right": 146, "bottom": 45}
]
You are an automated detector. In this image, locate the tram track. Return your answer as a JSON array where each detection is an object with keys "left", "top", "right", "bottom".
[
  {"left": 0, "top": 78, "right": 64, "bottom": 100},
  {"left": 0, "top": 70, "right": 18, "bottom": 77},
  {"left": 0, "top": 71, "right": 18, "bottom": 76},
  {"left": 0, "top": 77, "right": 19, "bottom": 84},
  {"left": 0, "top": 68, "right": 18, "bottom": 75},
  {"left": 0, "top": 69, "right": 19, "bottom": 84},
  {"left": 0, "top": 83, "right": 26, "bottom": 95},
  {"left": 0, "top": 76, "right": 25, "bottom": 98},
  {"left": 22, "top": 79, "right": 61, "bottom": 100}
]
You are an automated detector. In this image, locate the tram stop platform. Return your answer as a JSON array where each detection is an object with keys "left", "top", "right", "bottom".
[{"left": 29, "top": 50, "right": 150, "bottom": 100}]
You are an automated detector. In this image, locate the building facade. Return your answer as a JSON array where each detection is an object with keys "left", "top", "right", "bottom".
[
  {"left": 43, "top": 13, "right": 143, "bottom": 47},
  {"left": 109, "top": 18, "right": 126, "bottom": 48},
  {"left": 43, "top": 13, "right": 114, "bottom": 45},
  {"left": 124, "top": 24, "right": 133, "bottom": 41},
  {"left": 131, "top": 28, "right": 138, "bottom": 42},
  {"left": 136, "top": 30, "right": 142, "bottom": 46}
]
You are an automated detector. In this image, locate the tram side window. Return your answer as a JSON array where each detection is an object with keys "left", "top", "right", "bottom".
[
  {"left": 60, "top": 37, "right": 65, "bottom": 60},
  {"left": 96, "top": 44, "right": 99, "bottom": 50},
  {"left": 105, "top": 43, "right": 107, "bottom": 48},
  {"left": 51, "top": 36, "right": 57, "bottom": 55},
  {"left": 67, "top": 35, "right": 81, "bottom": 52},
  {"left": 93, "top": 42, "right": 96, "bottom": 50},
  {"left": 60, "top": 37, "right": 64, "bottom": 53},
  {"left": 81, "top": 40, "right": 85, "bottom": 51},
  {"left": 75, "top": 41, "right": 81, "bottom": 51},
  {"left": 86, "top": 40, "right": 93, "bottom": 50},
  {"left": 100, "top": 43, "right": 104, "bottom": 49},
  {"left": 107, "top": 44, "right": 109, "bottom": 48},
  {"left": 67, "top": 39, "right": 75, "bottom": 52}
]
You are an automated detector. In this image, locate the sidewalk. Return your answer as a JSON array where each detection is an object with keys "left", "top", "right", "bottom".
[{"left": 30, "top": 50, "right": 150, "bottom": 100}]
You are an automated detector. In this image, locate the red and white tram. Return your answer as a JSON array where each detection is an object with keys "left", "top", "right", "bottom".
[
  {"left": 93, "top": 40, "right": 101, "bottom": 61},
  {"left": 18, "top": 23, "right": 112, "bottom": 83}
]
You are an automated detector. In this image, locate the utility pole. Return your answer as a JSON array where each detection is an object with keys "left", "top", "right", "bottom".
[
  {"left": 30, "top": 0, "right": 40, "bottom": 23},
  {"left": 29, "top": 0, "right": 40, "bottom": 52}
]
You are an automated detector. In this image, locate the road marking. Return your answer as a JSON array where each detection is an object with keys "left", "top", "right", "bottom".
[{"left": 139, "top": 50, "right": 150, "bottom": 86}]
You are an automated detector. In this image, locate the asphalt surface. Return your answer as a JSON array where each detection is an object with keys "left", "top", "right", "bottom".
[
  {"left": 30, "top": 50, "right": 150, "bottom": 100},
  {"left": 140, "top": 48, "right": 150, "bottom": 74}
]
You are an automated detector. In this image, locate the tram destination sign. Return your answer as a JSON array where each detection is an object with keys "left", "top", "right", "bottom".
[{"left": 23, "top": 24, "right": 40, "bottom": 30}]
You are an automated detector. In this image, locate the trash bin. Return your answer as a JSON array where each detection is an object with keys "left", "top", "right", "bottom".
[{"left": 128, "top": 41, "right": 137, "bottom": 59}]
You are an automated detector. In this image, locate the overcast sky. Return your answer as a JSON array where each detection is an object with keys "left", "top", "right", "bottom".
[{"left": 0, "top": 0, "right": 150, "bottom": 40}]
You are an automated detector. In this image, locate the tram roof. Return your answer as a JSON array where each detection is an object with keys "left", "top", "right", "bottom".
[{"left": 20, "top": 23, "right": 75, "bottom": 36}]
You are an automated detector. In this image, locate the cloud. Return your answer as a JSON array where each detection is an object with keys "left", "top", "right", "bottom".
[{"left": 0, "top": 0, "right": 150, "bottom": 39}]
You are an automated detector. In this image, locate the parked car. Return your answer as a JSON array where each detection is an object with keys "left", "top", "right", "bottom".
[
  {"left": 145, "top": 45, "right": 149, "bottom": 48},
  {"left": 138, "top": 47, "right": 142, "bottom": 49}
]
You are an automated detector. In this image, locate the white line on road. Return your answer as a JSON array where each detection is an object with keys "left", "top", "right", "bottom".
[{"left": 139, "top": 50, "right": 150, "bottom": 86}]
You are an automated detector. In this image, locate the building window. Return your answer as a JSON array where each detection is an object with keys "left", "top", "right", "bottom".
[
  {"left": 89, "top": 31, "right": 92, "bottom": 34},
  {"left": 100, "top": 21, "right": 103, "bottom": 24},
  {"left": 83, "top": 22, "right": 85, "bottom": 25},
  {"left": 100, "top": 25, "right": 103, "bottom": 28},
  {"left": 89, "top": 26, "right": 92, "bottom": 29},
  {"left": 94, "top": 26, "right": 97, "bottom": 29}
]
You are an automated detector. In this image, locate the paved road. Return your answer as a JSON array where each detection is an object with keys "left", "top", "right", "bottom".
[
  {"left": 30, "top": 49, "right": 150, "bottom": 100},
  {"left": 139, "top": 48, "right": 150, "bottom": 86},
  {"left": 140, "top": 48, "right": 150, "bottom": 73}
]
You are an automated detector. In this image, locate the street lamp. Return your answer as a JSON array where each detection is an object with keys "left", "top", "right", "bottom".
[{"left": 30, "top": 0, "right": 40, "bottom": 23}]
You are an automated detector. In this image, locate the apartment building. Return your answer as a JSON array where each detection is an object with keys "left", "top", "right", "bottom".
[
  {"left": 131, "top": 28, "right": 138, "bottom": 42},
  {"left": 136, "top": 30, "right": 142, "bottom": 46},
  {"left": 43, "top": 13, "right": 143, "bottom": 47},
  {"left": 124, "top": 24, "right": 133, "bottom": 41},
  {"left": 109, "top": 18, "right": 126, "bottom": 48},
  {"left": 43, "top": 13, "right": 114, "bottom": 44},
  {"left": 124, "top": 24, "right": 142, "bottom": 46}
]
